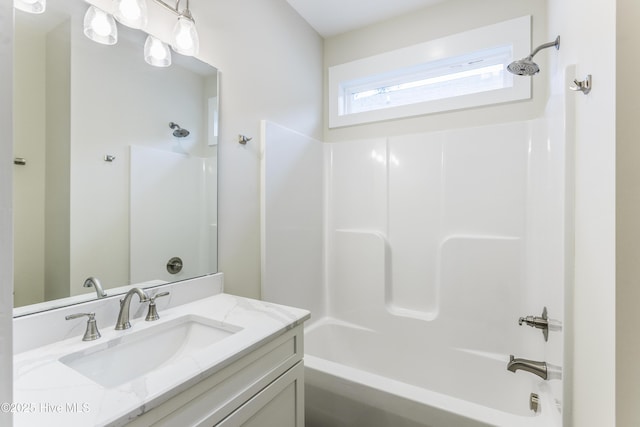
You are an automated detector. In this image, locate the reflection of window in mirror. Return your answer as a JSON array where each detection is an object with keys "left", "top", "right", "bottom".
[{"left": 12, "top": 0, "right": 219, "bottom": 315}]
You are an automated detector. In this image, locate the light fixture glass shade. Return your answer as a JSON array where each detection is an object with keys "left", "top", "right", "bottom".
[
  {"left": 83, "top": 6, "right": 118, "bottom": 45},
  {"left": 114, "top": 0, "right": 148, "bottom": 30},
  {"left": 172, "top": 14, "right": 199, "bottom": 56},
  {"left": 144, "top": 35, "right": 172, "bottom": 67},
  {"left": 14, "top": 0, "right": 46, "bottom": 14}
]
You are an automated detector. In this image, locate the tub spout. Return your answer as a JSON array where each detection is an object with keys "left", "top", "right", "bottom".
[{"left": 507, "top": 355, "right": 548, "bottom": 380}]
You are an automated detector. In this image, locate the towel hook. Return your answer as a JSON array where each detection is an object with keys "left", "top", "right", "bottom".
[
  {"left": 569, "top": 74, "right": 592, "bottom": 95},
  {"left": 238, "top": 134, "right": 253, "bottom": 145}
]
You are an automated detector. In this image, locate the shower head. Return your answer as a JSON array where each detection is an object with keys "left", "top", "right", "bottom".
[
  {"left": 507, "top": 57, "right": 540, "bottom": 76},
  {"left": 507, "top": 36, "right": 560, "bottom": 76},
  {"left": 169, "top": 122, "right": 190, "bottom": 138}
]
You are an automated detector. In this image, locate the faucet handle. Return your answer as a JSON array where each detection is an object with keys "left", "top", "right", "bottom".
[
  {"left": 148, "top": 291, "right": 170, "bottom": 305},
  {"left": 65, "top": 312, "right": 101, "bottom": 341},
  {"left": 518, "top": 307, "right": 549, "bottom": 342},
  {"left": 145, "top": 292, "right": 170, "bottom": 321}
]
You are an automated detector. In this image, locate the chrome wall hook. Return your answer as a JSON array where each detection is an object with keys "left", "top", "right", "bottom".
[
  {"left": 238, "top": 134, "right": 253, "bottom": 145},
  {"left": 570, "top": 74, "right": 592, "bottom": 95}
]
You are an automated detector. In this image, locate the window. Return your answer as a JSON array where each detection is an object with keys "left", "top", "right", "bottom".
[{"left": 329, "top": 16, "right": 532, "bottom": 128}]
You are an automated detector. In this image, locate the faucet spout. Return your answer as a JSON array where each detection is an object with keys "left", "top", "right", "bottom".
[
  {"left": 115, "top": 288, "right": 149, "bottom": 330},
  {"left": 507, "top": 355, "right": 548, "bottom": 380},
  {"left": 83, "top": 277, "right": 107, "bottom": 299}
]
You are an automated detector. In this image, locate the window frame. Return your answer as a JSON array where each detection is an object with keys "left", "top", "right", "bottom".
[{"left": 328, "top": 15, "right": 532, "bottom": 128}]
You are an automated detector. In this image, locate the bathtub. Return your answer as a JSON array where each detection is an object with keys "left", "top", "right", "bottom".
[{"left": 304, "top": 318, "right": 561, "bottom": 427}]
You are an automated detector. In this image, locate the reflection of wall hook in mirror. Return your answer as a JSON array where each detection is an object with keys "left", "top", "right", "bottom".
[
  {"left": 103, "top": 155, "right": 116, "bottom": 162},
  {"left": 238, "top": 134, "right": 253, "bottom": 145},
  {"left": 570, "top": 74, "right": 592, "bottom": 95}
]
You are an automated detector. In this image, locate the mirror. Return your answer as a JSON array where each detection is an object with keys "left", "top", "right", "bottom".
[{"left": 13, "top": 0, "right": 219, "bottom": 315}]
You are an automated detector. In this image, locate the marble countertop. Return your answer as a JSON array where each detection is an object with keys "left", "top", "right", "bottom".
[{"left": 13, "top": 293, "right": 310, "bottom": 427}]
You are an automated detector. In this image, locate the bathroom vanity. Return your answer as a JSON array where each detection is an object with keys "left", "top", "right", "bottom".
[
  {"left": 125, "top": 319, "right": 305, "bottom": 427},
  {"left": 13, "top": 278, "right": 309, "bottom": 427}
]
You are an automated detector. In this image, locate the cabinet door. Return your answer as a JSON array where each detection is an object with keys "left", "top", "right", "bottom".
[{"left": 216, "top": 362, "right": 304, "bottom": 427}]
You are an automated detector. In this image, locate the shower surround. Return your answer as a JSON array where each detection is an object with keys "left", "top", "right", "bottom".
[{"left": 261, "top": 71, "right": 570, "bottom": 426}]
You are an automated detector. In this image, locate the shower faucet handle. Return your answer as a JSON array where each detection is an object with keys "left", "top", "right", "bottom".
[{"left": 518, "top": 307, "right": 549, "bottom": 342}]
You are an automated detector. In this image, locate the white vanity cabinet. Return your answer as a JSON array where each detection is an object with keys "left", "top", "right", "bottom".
[
  {"left": 217, "top": 362, "right": 303, "bottom": 427},
  {"left": 125, "top": 325, "right": 305, "bottom": 427}
]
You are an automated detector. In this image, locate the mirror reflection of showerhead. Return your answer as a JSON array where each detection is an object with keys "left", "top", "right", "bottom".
[
  {"left": 507, "top": 36, "right": 560, "bottom": 76},
  {"left": 169, "top": 122, "right": 190, "bottom": 137}
]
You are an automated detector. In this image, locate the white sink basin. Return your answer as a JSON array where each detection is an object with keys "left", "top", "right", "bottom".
[{"left": 59, "top": 315, "right": 242, "bottom": 388}]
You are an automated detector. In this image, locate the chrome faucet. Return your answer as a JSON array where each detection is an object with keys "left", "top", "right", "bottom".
[
  {"left": 115, "top": 288, "right": 149, "bottom": 330},
  {"left": 83, "top": 277, "right": 107, "bottom": 299},
  {"left": 507, "top": 355, "right": 548, "bottom": 380}
]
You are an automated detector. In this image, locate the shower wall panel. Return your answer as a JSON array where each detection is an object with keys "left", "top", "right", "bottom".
[
  {"left": 130, "top": 145, "right": 214, "bottom": 284},
  {"left": 387, "top": 134, "right": 443, "bottom": 318},
  {"left": 329, "top": 138, "right": 388, "bottom": 232},
  {"left": 260, "top": 121, "right": 324, "bottom": 317},
  {"left": 260, "top": 116, "right": 566, "bottom": 390},
  {"left": 330, "top": 230, "right": 387, "bottom": 327},
  {"left": 327, "top": 123, "right": 529, "bottom": 331},
  {"left": 261, "top": 94, "right": 567, "bottom": 424}
]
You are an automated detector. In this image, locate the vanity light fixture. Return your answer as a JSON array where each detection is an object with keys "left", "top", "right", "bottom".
[
  {"left": 155, "top": 0, "right": 200, "bottom": 56},
  {"left": 171, "top": 5, "right": 199, "bottom": 56},
  {"left": 114, "top": 0, "right": 148, "bottom": 30},
  {"left": 14, "top": 0, "right": 46, "bottom": 14},
  {"left": 22, "top": 0, "right": 201, "bottom": 66},
  {"left": 144, "top": 35, "right": 172, "bottom": 67},
  {"left": 83, "top": 5, "right": 118, "bottom": 45}
]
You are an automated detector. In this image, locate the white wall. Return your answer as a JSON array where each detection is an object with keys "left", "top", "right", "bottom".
[
  {"left": 260, "top": 121, "right": 324, "bottom": 317},
  {"left": 616, "top": 1, "right": 639, "bottom": 426},
  {"left": 43, "top": 20, "right": 71, "bottom": 302},
  {"left": 0, "top": 0, "right": 14, "bottom": 424},
  {"left": 198, "top": 0, "right": 324, "bottom": 298},
  {"left": 546, "top": 1, "right": 616, "bottom": 427},
  {"left": 13, "top": 15, "right": 46, "bottom": 306},
  {"left": 324, "top": 0, "right": 547, "bottom": 142}
]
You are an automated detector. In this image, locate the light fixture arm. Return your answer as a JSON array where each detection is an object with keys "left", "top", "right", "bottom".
[
  {"left": 152, "top": 0, "right": 193, "bottom": 21},
  {"left": 152, "top": 0, "right": 179, "bottom": 14},
  {"left": 152, "top": 0, "right": 200, "bottom": 57}
]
